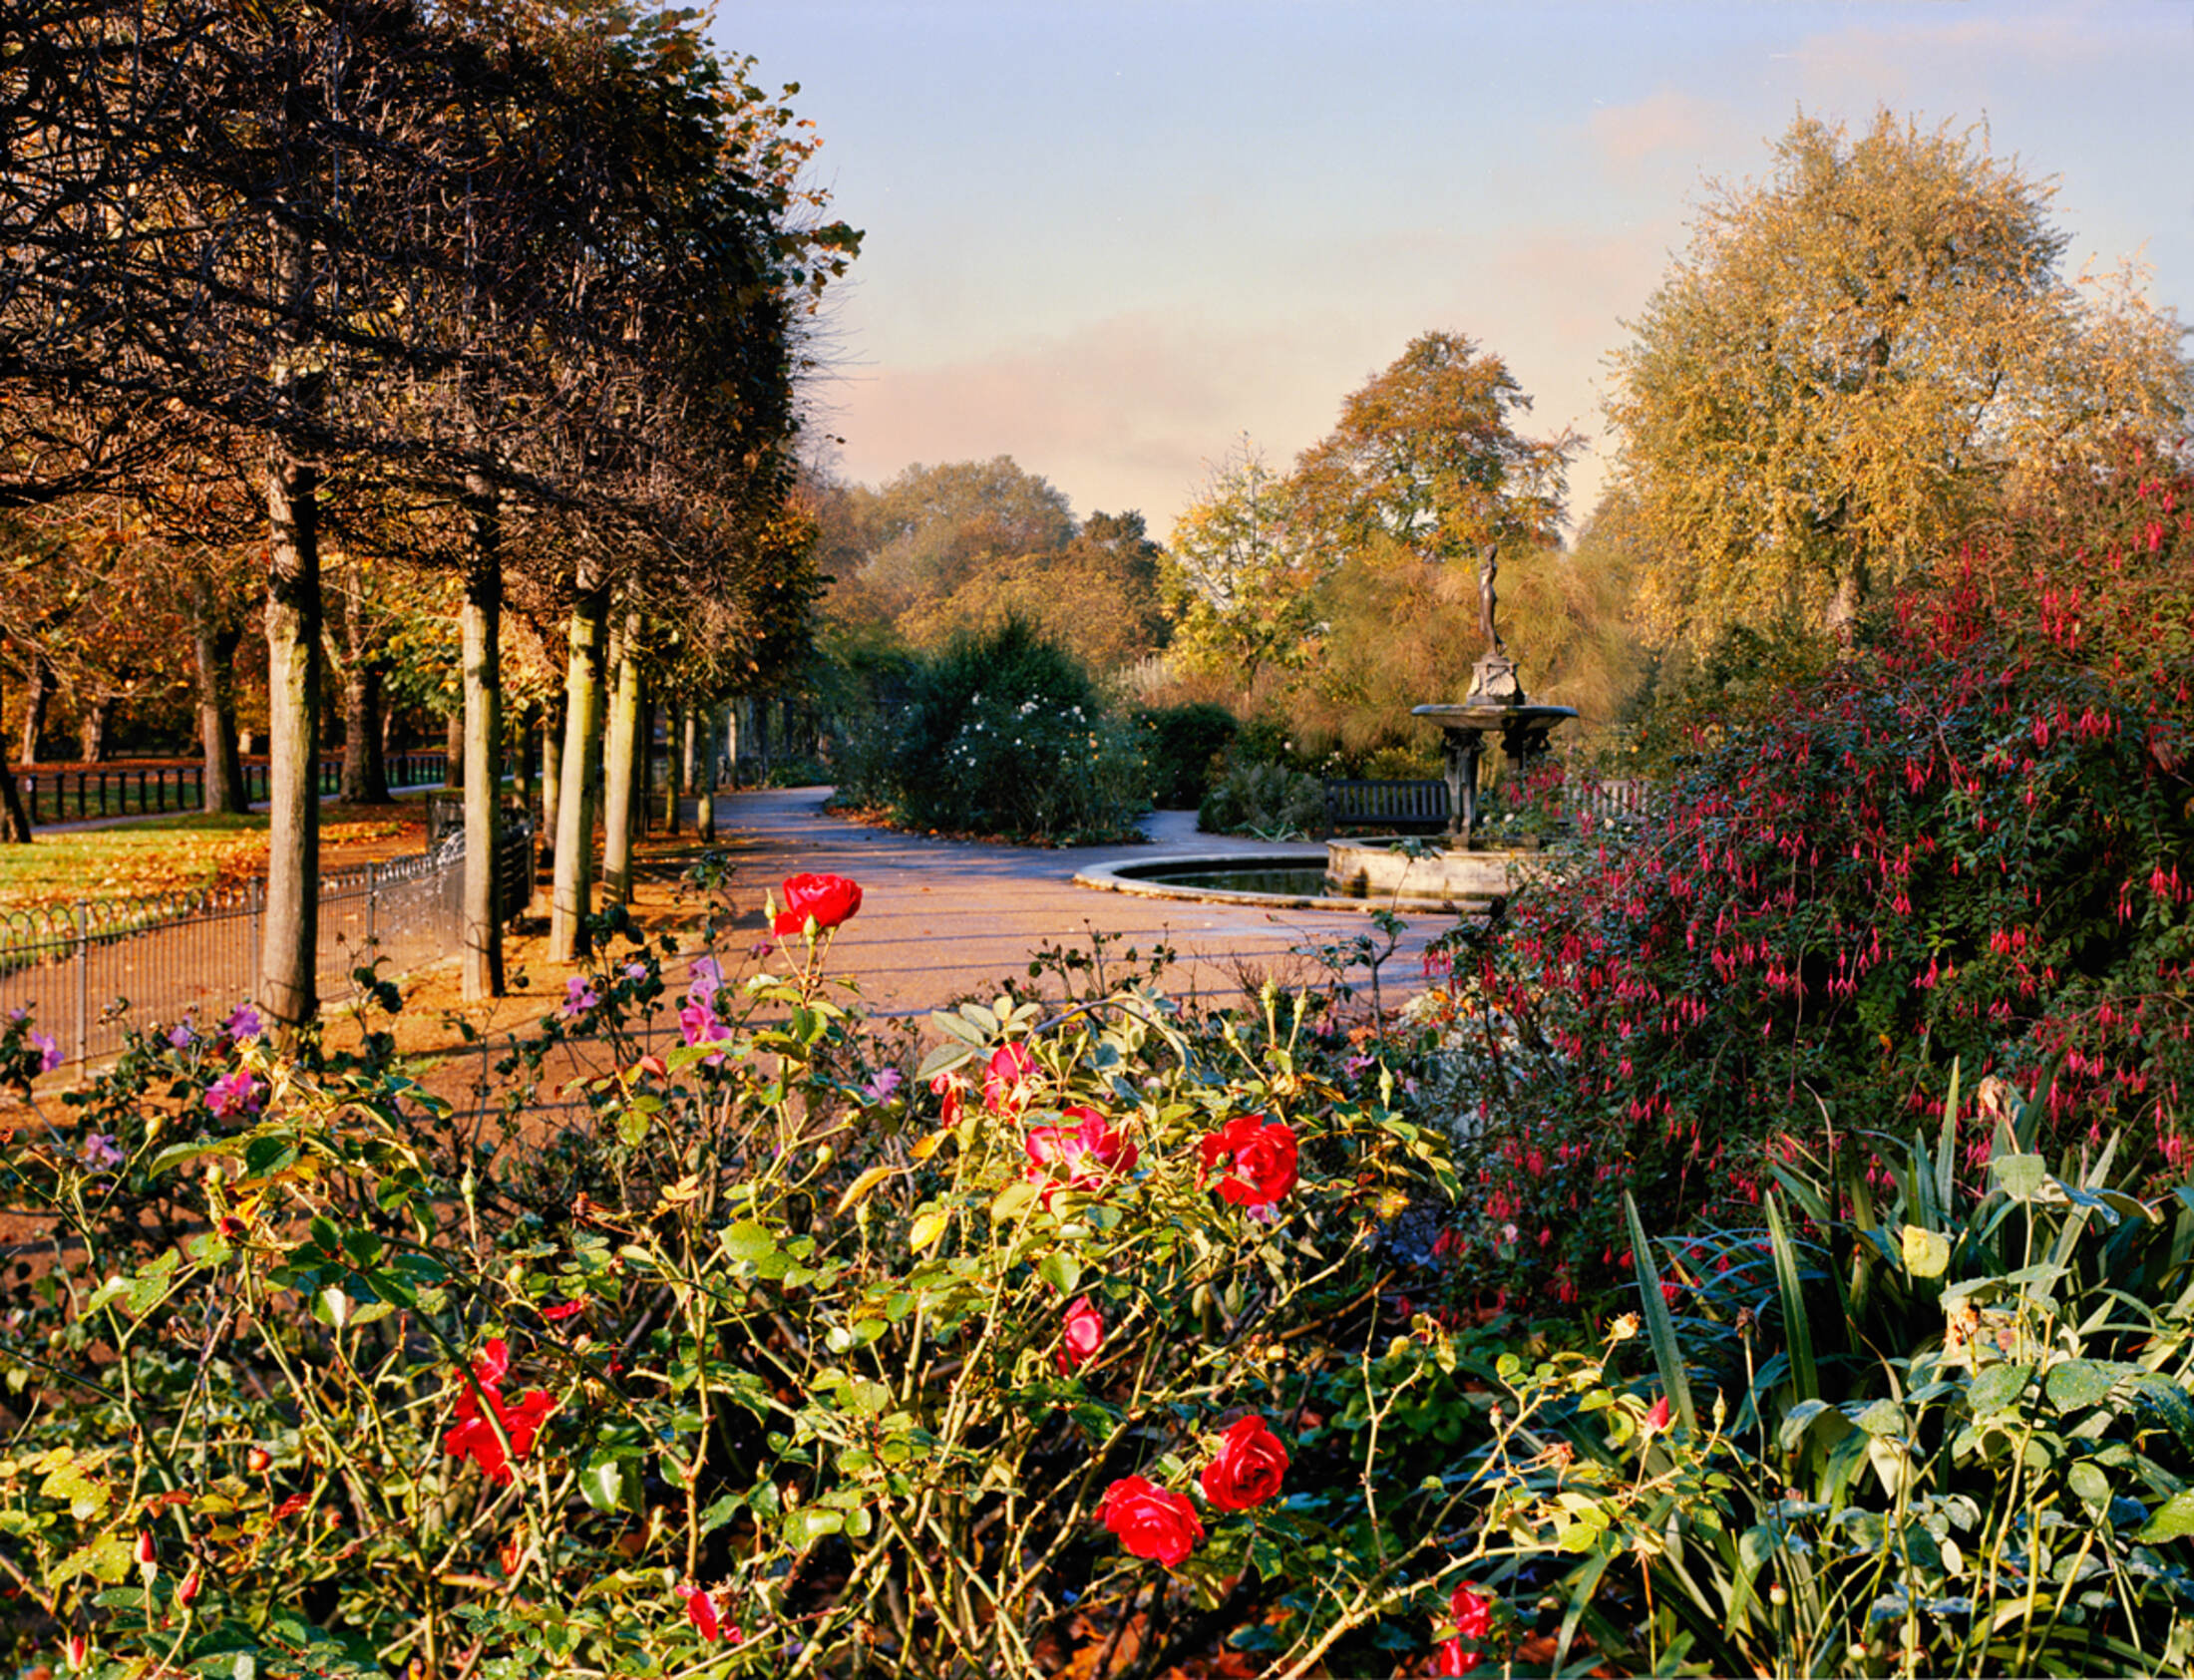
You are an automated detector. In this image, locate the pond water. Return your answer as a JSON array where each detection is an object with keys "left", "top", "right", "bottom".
[{"left": 1132, "top": 865, "right": 1354, "bottom": 898}]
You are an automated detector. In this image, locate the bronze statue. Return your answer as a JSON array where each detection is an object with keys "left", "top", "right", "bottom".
[{"left": 1476, "top": 544, "right": 1504, "bottom": 656}]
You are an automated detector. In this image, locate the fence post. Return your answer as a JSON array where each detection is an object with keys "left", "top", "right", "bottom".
[
  {"left": 246, "top": 876, "right": 262, "bottom": 1003},
  {"left": 367, "top": 861, "right": 378, "bottom": 948},
  {"left": 74, "top": 900, "right": 90, "bottom": 1068}
]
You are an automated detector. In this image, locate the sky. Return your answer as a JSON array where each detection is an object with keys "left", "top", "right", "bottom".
[{"left": 720, "top": 0, "right": 2194, "bottom": 541}]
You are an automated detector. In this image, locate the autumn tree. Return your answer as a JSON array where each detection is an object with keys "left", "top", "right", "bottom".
[
  {"left": 1607, "top": 110, "right": 2193, "bottom": 645},
  {"left": 842, "top": 458, "right": 1077, "bottom": 623},
  {"left": 1163, "top": 437, "right": 1319, "bottom": 688},
  {"left": 1291, "top": 332, "right": 1580, "bottom": 566}
]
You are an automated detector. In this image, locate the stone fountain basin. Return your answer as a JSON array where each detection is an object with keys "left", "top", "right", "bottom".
[{"left": 1325, "top": 837, "right": 1551, "bottom": 902}]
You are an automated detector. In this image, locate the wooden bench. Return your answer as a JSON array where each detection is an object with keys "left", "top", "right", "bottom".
[{"left": 1319, "top": 778, "right": 1451, "bottom": 840}]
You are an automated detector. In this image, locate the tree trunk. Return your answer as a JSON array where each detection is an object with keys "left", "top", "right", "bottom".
[
  {"left": 444, "top": 707, "right": 465, "bottom": 788},
  {"left": 335, "top": 563, "right": 390, "bottom": 804},
  {"left": 696, "top": 703, "right": 718, "bottom": 840},
  {"left": 19, "top": 653, "right": 52, "bottom": 764},
  {"left": 548, "top": 566, "right": 608, "bottom": 962},
  {"left": 672, "top": 702, "right": 697, "bottom": 835},
  {"left": 460, "top": 474, "right": 505, "bottom": 1000},
  {"left": 190, "top": 582, "right": 249, "bottom": 814},
  {"left": 261, "top": 432, "right": 323, "bottom": 1030},
  {"left": 541, "top": 691, "right": 564, "bottom": 878},
  {"left": 79, "top": 691, "right": 116, "bottom": 763},
  {"left": 600, "top": 607, "right": 642, "bottom": 905},
  {"left": 0, "top": 659, "right": 31, "bottom": 842}
]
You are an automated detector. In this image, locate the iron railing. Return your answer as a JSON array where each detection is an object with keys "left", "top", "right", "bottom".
[
  {"left": 9, "top": 752, "right": 460, "bottom": 828},
  {"left": 1, "top": 818, "right": 532, "bottom": 1073}
]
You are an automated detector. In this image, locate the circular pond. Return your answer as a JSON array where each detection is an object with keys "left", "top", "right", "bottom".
[{"left": 1074, "top": 851, "right": 1483, "bottom": 912}]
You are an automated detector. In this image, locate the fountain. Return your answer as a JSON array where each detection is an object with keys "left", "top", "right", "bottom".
[{"left": 1325, "top": 546, "right": 1576, "bottom": 903}]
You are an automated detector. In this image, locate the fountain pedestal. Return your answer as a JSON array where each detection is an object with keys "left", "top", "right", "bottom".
[{"left": 1411, "top": 699, "right": 1578, "bottom": 843}]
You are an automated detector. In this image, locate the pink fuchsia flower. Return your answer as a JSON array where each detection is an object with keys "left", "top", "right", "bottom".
[
  {"left": 561, "top": 977, "right": 600, "bottom": 1017},
  {"left": 168, "top": 1016, "right": 196, "bottom": 1050},
  {"left": 222, "top": 1003, "right": 262, "bottom": 1041},
  {"left": 1198, "top": 1114, "right": 1299, "bottom": 1211},
  {"left": 1199, "top": 1416, "right": 1289, "bottom": 1512},
  {"left": 1056, "top": 1295, "right": 1105, "bottom": 1373},
  {"left": 685, "top": 955, "right": 723, "bottom": 1001},
  {"left": 31, "top": 1029, "right": 61, "bottom": 1074},
  {"left": 773, "top": 872, "right": 863, "bottom": 937},
  {"left": 1023, "top": 1108, "right": 1138, "bottom": 1204},
  {"left": 205, "top": 1069, "right": 261, "bottom": 1119},
  {"left": 982, "top": 1042, "right": 1038, "bottom": 1113},
  {"left": 1098, "top": 1475, "right": 1203, "bottom": 1568}
]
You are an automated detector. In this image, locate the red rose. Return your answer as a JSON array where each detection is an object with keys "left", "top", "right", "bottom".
[
  {"left": 1099, "top": 1475, "right": 1204, "bottom": 1567},
  {"left": 1025, "top": 1107, "right": 1138, "bottom": 1203},
  {"left": 445, "top": 1340, "right": 555, "bottom": 1485},
  {"left": 1056, "top": 1295, "right": 1104, "bottom": 1373},
  {"left": 683, "top": 1585, "right": 725, "bottom": 1642},
  {"left": 1432, "top": 1637, "right": 1480, "bottom": 1675},
  {"left": 774, "top": 872, "right": 863, "bottom": 936},
  {"left": 929, "top": 1070, "right": 966, "bottom": 1127},
  {"left": 1199, "top": 1415, "right": 1289, "bottom": 1512},
  {"left": 1644, "top": 1394, "right": 1671, "bottom": 1435},
  {"left": 1198, "top": 1114, "right": 1299, "bottom": 1209},
  {"left": 983, "top": 1042, "right": 1038, "bottom": 1113},
  {"left": 1450, "top": 1583, "right": 1493, "bottom": 1640}
]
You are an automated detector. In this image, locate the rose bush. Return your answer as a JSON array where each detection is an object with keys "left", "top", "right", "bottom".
[{"left": 0, "top": 889, "right": 1502, "bottom": 1677}]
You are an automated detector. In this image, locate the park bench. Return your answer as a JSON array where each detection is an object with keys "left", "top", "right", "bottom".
[{"left": 1319, "top": 778, "right": 1450, "bottom": 840}]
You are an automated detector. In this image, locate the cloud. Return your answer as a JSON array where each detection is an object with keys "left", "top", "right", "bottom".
[
  {"left": 817, "top": 310, "right": 1367, "bottom": 534},
  {"left": 1587, "top": 89, "right": 1727, "bottom": 183}
]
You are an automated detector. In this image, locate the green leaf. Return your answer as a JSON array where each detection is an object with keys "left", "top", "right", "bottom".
[
  {"left": 1623, "top": 1192, "right": 1694, "bottom": 1438},
  {"left": 990, "top": 1180, "right": 1039, "bottom": 1224},
  {"left": 2043, "top": 1359, "right": 2118, "bottom": 1412},
  {"left": 1991, "top": 1154, "right": 2048, "bottom": 1201},
  {"left": 784, "top": 1507, "right": 845, "bottom": 1546},
  {"left": 1765, "top": 1190, "right": 1817, "bottom": 1403},
  {"left": 577, "top": 1453, "right": 641, "bottom": 1514},
  {"left": 1965, "top": 1362, "right": 2032, "bottom": 1416},
  {"left": 719, "top": 1220, "right": 778, "bottom": 1262},
  {"left": 2068, "top": 1460, "right": 2110, "bottom": 1515},
  {"left": 2139, "top": 1489, "right": 2194, "bottom": 1542},
  {"left": 1037, "top": 1251, "right": 1082, "bottom": 1296}
]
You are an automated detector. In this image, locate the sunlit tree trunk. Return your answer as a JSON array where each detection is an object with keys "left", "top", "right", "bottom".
[
  {"left": 189, "top": 580, "right": 248, "bottom": 814},
  {"left": 548, "top": 563, "right": 608, "bottom": 961},
  {"left": 78, "top": 690, "right": 115, "bottom": 762},
  {"left": 443, "top": 707, "right": 464, "bottom": 787},
  {"left": 541, "top": 691, "right": 563, "bottom": 881},
  {"left": 0, "top": 658, "right": 30, "bottom": 841},
  {"left": 334, "top": 560, "right": 390, "bottom": 804},
  {"left": 460, "top": 472, "right": 505, "bottom": 999},
  {"left": 261, "top": 430, "right": 323, "bottom": 1030},
  {"left": 18, "top": 653, "right": 52, "bottom": 764},
  {"left": 600, "top": 605, "right": 642, "bottom": 905}
]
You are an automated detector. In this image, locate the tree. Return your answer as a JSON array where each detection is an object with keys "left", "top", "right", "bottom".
[
  {"left": 849, "top": 458, "right": 1077, "bottom": 621},
  {"left": 1290, "top": 332, "right": 1580, "bottom": 567},
  {"left": 1607, "top": 110, "right": 2193, "bottom": 645},
  {"left": 896, "top": 509, "right": 1170, "bottom": 674},
  {"left": 1162, "top": 437, "right": 1320, "bottom": 688}
]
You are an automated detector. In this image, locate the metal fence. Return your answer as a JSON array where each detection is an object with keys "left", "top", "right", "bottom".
[
  {"left": 1, "top": 819, "right": 531, "bottom": 1073},
  {"left": 10, "top": 752, "right": 461, "bottom": 829}
]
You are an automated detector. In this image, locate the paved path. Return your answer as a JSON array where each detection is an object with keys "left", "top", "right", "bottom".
[{"left": 698, "top": 788, "right": 1448, "bottom": 1020}]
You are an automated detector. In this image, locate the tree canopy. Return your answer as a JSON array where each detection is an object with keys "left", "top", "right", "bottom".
[{"left": 1607, "top": 110, "right": 2193, "bottom": 645}]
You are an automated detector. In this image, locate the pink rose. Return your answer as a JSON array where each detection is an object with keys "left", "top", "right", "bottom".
[
  {"left": 983, "top": 1042, "right": 1037, "bottom": 1113},
  {"left": 1024, "top": 1107, "right": 1138, "bottom": 1203},
  {"left": 1056, "top": 1295, "right": 1105, "bottom": 1373}
]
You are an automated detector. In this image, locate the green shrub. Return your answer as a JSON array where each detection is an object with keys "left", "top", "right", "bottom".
[
  {"left": 1198, "top": 759, "right": 1325, "bottom": 839},
  {"left": 1457, "top": 1072, "right": 2194, "bottom": 1678},
  {"left": 1131, "top": 702, "right": 1238, "bottom": 809}
]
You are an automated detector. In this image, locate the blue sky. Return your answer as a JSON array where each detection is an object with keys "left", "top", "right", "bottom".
[{"left": 721, "top": 1, "right": 2194, "bottom": 539}]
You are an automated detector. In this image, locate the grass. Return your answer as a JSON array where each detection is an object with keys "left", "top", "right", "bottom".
[{"left": 0, "top": 809, "right": 420, "bottom": 919}]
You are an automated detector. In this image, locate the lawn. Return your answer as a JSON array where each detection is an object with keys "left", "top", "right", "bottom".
[{"left": 0, "top": 808, "right": 420, "bottom": 918}]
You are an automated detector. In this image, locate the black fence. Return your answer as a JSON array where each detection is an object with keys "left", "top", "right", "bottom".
[{"left": 9, "top": 753, "right": 456, "bottom": 828}]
